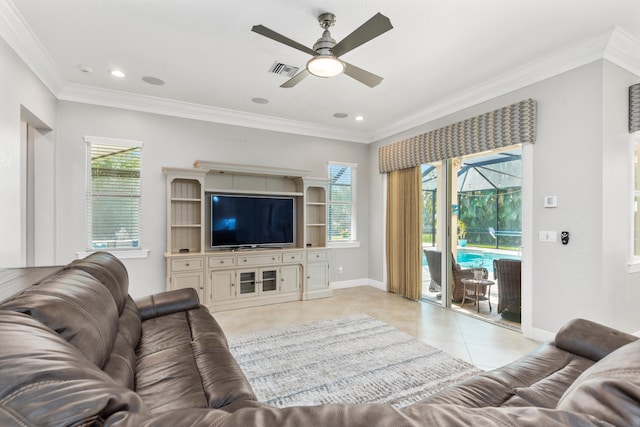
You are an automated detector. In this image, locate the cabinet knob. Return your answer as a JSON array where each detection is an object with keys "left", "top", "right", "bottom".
[
  {"left": 272, "top": 257, "right": 275, "bottom": 261},
  {"left": 243, "top": 259, "right": 247, "bottom": 262},
  {"left": 220, "top": 260, "right": 224, "bottom": 264},
  {"left": 307, "top": 276, "right": 311, "bottom": 279},
  {"left": 186, "top": 263, "right": 190, "bottom": 266}
]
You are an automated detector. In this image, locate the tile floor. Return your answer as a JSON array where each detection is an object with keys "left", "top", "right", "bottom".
[{"left": 213, "top": 286, "right": 540, "bottom": 371}]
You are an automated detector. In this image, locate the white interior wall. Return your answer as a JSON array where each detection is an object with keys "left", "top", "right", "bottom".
[
  {"left": 54, "top": 101, "right": 370, "bottom": 298},
  {"left": 0, "top": 38, "right": 56, "bottom": 267}
]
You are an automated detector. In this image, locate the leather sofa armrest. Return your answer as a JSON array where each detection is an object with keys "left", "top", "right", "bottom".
[
  {"left": 136, "top": 288, "right": 201, "bottom": 321},
  {"left": 553, "top": 318, "right": 637, "bottom": 362}
]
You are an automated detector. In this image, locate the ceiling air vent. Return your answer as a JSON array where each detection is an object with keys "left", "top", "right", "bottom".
[{"left": 269, "top": 61, "right": 299, "bottom": 77}]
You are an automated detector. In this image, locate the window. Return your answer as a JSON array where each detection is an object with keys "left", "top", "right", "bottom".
[
  {"left": 328, "top": 162, "right": 357, "bottom": 245},
  {"left": 84, "top": 136, "right": 144, "bottom": 255},
  {"left": 633, "top": 133, "right": 640, "bottom": 263}
]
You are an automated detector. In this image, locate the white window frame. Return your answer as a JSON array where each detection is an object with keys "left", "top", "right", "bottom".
[
  {"left": 78, "top": 136, "right": 149, "bottom": 259},
  {"left": 328, "top": 161, "right": 360, "bottom": 248},
  {"left": 630, "top": 132, "right": 640, "bottom": 271}
]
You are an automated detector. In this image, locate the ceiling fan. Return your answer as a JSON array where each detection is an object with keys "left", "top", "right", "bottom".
[{"left": 252, "top": 12, "right": 393, "bottom": 88}]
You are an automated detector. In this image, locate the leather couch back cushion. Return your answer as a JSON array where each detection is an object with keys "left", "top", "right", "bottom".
[
  {"left": 0, "top": 269, "right": 119, "bottom": 368},
  {"left": 66, "top": 251, "right": 129, "bottom": 314},
  {"left": 557, "top": 339, "right": 640, "bottom": 425},
  {"left": 0, "top": 311, "right": 149, "bottom": 425}
]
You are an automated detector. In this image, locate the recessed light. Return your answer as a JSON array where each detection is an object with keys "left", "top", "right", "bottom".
[
  {"left": 110, "top": 70, "right": 126, "bottom": 78},
  {"left": 252, "top": 97, "right": 270, "bottom": 104},
  {"left": 333, "top": 113, "right": 348, "bottom": 119},
  {"left": 355, "top": 115, "right": 365, "bottom": 121},
  {"left": 142, "top": 76, "right": 165, "bottom": 86}
]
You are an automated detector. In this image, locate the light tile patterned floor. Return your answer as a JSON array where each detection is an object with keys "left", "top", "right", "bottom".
[{"left": 213, "top": 286, "right": 540, "bottom": 371}]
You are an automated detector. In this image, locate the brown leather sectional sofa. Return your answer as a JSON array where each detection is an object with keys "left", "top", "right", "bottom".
[{"left": 0, "top": 252, "right": 638, "bottom": 426}]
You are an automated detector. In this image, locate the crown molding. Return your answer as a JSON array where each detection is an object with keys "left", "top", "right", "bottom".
[
  {"left": 2, "top": 0, "right": 639, "bottom": 146},
  {"left": 58, "top": 83, "right": 370, "bottom": 143},
  {"left": 0, "top": 0, "right": 65, "bottom": 95},
  {"left": 370, "top": 29, "right": 622, "bottom": 142},
  {"left": 604, "top": 27, "right": 640, "bottom": 77}
]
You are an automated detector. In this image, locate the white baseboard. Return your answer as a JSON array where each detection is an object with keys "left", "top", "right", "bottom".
[
  {"left": 331, "top": 278, "right": 386, "bottom": 292},
  {"left": 529, "top": 326, "right": 555, "bottom": 343}
]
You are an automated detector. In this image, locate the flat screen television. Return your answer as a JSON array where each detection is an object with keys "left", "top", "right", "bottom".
[{"left": 210, "top": 194, "right": 295, "bottom": 248}]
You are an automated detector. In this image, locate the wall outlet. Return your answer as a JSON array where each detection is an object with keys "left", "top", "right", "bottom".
[{"left": 338, "top": 266, "right": 343, "bottom": 274}]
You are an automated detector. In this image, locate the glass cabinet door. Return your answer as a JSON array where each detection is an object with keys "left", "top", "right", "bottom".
[
  {"left": 239, "top": 271, "right": 256, "bottom": 295},
  {"left": 261, "top": 269, "right": 278, "bottom": 292}
]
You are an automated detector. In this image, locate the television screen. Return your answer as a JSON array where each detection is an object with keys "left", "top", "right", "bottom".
[{"left": 211, "top": 194, "right": 295, "bottom": 248}]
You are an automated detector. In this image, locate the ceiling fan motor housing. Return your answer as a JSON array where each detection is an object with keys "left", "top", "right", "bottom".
[{"left": 313, "top": 30, "right": 337, "bottom": 55}]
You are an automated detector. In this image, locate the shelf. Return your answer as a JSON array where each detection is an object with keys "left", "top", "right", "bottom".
[
  {"left": 171, "top": 198, "right": 201, "bottom": 202},
  {"left": 171, "top": 224, "right": 202, "bottom": 228},
  {"left": 205, "top": 188, "right": 303, "bottom": 197},
  {"left": 307, "top": 224, "right": 326, "bottom": 227},
  {"left": 306, "top": 202, "right": 326, "bottom": 206}
]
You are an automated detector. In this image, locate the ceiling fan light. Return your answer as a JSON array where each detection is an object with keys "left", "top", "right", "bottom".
[{"left": 306, "top": 55, "right": 345, "bottom": 78}]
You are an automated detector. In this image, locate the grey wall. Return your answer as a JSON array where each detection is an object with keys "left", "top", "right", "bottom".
[
  {"left": 54, "top": 101, "right": 370, "bottom": 298},
  {"left": 0, "top": 37, "right": 57, "bottom": 267},
  {"left": 368, "top": 60, "right": 640, "bottom": 336}
]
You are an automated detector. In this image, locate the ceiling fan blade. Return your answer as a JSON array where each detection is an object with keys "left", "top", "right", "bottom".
[
  {"left": 252, "top": 25, "right": 318, "bottom": 57},
  {"left": 280, "top": 69, "right": 310, "bottom": 88},
  {"left": 332, "top": 13, "right": 393, "bottom": 57},
  {"left": 343, "top": 62, "right": 383, "bottom": 88}
]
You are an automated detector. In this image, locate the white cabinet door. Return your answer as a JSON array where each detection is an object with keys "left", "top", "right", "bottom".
[
  {"left": 209, "top": 270, "right": 236, "bottom": 302},
  {"left": 307, "top": 262, "right": 329, "bottom": 291},
  {"left": 280, "top": 265, "right": 301, "bottom": 293},
  {"left": 170, "top": 271, "right": 204, "bottom": 302}
]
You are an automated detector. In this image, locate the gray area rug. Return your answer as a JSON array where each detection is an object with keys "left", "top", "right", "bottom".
[{"left": 227, "top": 314, "right": 482, "bottom": 408}]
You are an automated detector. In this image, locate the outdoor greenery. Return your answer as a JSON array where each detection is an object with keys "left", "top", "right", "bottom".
[
  {"left": 421, "top": 187, "right": 522, "bottom": 250},
  {"left": 458, "top": 187, "right": 521, "bottom": 249}
]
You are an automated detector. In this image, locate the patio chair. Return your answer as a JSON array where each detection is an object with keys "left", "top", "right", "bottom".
[
  {"left": 424, "top": 249, "right": 442, "bottom": 292},
  {"left": 424, "top": 249, "right": 488, "bottom": 302},
  {"left": 493, "top": 258, "right": 522, "bottom": 322}
]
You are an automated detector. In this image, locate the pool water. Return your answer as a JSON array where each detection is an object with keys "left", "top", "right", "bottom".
[{"left": 422, "top": 249, "right": 520, "bottom": 271}]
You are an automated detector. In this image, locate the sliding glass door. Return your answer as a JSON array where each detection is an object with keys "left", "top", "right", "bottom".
[{"left": 422, "top": 147, "right": 522, "bottom": 324}]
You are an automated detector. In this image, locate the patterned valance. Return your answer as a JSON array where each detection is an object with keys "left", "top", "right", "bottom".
[
  {"left": 630, "top": 84, "right": 640, "bottom": 133},
  {"left": 379, "top": 99, "right": 537, "bottom": 173}
]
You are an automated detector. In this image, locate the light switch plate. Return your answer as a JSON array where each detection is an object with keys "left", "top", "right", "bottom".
[{"left": 539, "top": 230, "right": 557, "bottom": 242}]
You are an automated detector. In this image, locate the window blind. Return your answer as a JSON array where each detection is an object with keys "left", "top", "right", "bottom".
[
  {"left": 85, "top": 137, "right": 142, "bottom": 250},
  {"left": 328, "top": 164, "right": 354, "bottom": 241}
]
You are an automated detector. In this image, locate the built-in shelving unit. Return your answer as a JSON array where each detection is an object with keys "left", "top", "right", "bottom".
[{"left": 163, "top": 162, "right": 331, "bottom": 311}]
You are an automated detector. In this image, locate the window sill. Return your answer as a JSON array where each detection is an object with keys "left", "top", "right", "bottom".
[
  {"left": 76, "top": 249, "right": 150, "bottom": 260},
  {"left": 328, "top": 241, "right": 361, "bottom": 249}
]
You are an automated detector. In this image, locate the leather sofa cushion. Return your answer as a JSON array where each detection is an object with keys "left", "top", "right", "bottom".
[
  {"left": 0, "top": 310, "right": 148, "bottom": 426},
  {"left": 135, "top": 306, "right": 255, "bottom": 413},
  {"left": 419, "top": 343, "right": 593, "bottom": 408},
  {"left": 0, "top": 269, "right": 119, "bottom": 368},
  {"left": 103, "top": 297, "right": 142, "bottom": 389},
  {"left": 557, "top": 338, "right": 640, "bottom": 426},
  {"left": 554, "top": 317, "right": 638, "bottom": 362},
  {"left": 66, "top": 251, "right": 130, "bottom": 314}
]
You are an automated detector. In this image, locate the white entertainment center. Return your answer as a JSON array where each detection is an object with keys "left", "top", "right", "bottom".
[{"left": 163, "top": 161, "right": 331, "bottom": 312}]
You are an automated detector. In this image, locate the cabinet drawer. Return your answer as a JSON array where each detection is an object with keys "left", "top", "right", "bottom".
[
  {"left": 171, "top": 257, "right": 204, "bottom": 272},
  {"left": 283, "top": 252, "right": 304, "bottom": 263},
  {"left": 307, "top": 251, "right": 328, "bottom": 262},
  {"left": 208, "top": 256, "right": 237, "bottom": 268},
  {"left": 238, "top": 253, "right": 282, "bottom": 266}
]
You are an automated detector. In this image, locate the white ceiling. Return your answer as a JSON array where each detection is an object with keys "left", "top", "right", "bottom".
[{"left": 3, "top": 0, "right": 640, "bottom": 142}]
